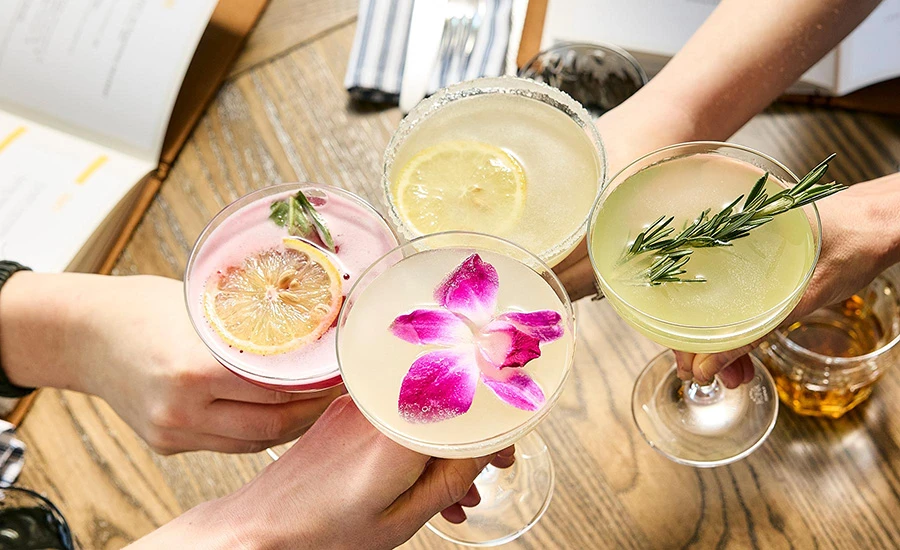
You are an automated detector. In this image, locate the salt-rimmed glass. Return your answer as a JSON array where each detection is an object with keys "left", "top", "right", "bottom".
[
  {"left": 336, "top": 231, "right": 575, "bottom": 546},
  {"left": 382, "top": 76, "right": 606, "bottom": 268}
]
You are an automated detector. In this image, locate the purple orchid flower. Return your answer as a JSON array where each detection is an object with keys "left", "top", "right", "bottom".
[{"left": 390, "top": 254, "right": 565, "bottom": 424}]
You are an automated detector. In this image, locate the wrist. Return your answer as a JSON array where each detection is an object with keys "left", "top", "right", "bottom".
[
  {"left": 0, "top": 272, "right": 83, "bottom": 391},
  {"left": 859, "top": 175, "right": 900, "bottom": 272},
  {"left": 128, "top": 498, "right": 256, "bottom": 550},
  {"left": 595, "top": 85, "right": 702, "bottom": 177}
]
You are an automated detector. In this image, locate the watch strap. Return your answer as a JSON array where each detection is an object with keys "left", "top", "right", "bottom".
[{"left": 0, "top": 262, "right": 36, "bottom": 398}]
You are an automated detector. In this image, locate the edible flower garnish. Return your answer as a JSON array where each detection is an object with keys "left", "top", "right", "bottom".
[{"left": 390, "top": 254, "right": 564, "bottom": 423}]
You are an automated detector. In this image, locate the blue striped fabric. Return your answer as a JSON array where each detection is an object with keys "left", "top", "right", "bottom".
[{"left": 345, "top": 0, "right": 512, "bottom": 104}]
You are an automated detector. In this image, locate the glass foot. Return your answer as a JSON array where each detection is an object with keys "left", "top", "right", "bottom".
[
  {"left": 426, "top": 431, "right": 554, "bottom": 547},
  {"left": 632, "top": 349, "right": 778, "bottom": 467}
]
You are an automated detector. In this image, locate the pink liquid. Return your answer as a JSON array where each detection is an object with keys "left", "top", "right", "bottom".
[{"left": 186, "top": 185, "right": 398, "bottom": 391}]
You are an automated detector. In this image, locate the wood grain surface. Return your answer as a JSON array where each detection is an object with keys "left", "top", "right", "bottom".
[{"left": 15, "top": 1, "right": 900, "bottom": 548}]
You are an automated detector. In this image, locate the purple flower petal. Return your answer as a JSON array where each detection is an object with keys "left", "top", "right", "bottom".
[
  {"left": 390, "top": 309, "right": 472, "bottom": 346},
  {"left": 477, "top": 321, "right": 541, "bottom": 369},
  {"left": 434, "top": 254, "right": 499, "bottom": 326},
  {"left": 497, "top": 310, "right": 565, "bottom": 342},
  {"left": 481, "top": 371, "right": 545, "bottom": 411},
  {"left": 398, "top": 348, "right": 479, "bottom": 423}
]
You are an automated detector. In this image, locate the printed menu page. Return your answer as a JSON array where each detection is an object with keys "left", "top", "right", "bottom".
[
  {"left": 0, "top": 0, "right": 218, "bottom": 159},
  {"left": 0, "top": 0, "right": 218, "bottom": 272},
  {"left": 0, "top": 111, "right": 151, "bottom": 272}
]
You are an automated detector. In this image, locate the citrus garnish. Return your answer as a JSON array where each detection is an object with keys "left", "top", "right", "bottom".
[
  {"left": 203, "top": 237, "right": 343, "bottom": 355},
  {"left": 392, "top": 140, "right": 527, "bottom": 235}
]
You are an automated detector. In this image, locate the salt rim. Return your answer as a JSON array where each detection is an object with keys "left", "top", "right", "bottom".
[{"left": 382, "top": 76, "right": 607, "bottom": 265}]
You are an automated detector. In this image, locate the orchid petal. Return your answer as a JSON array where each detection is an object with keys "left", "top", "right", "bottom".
[
  {"left": 434, "top": 254, "right": 498, "bottom": 326},
  {"left": 398, "top": 348, "right": 479, "bottom": 423},
  {"left": 390, "top": 309, "right": 471, "bottom": 346},
  {"left": 477, "top": 321, "right": 541, "bottom": 369},
  {"left": 497, "top": 310, "right": 565, "bottom": 342},
  {"left": 481, "top": 371, "right": 545, "bottom": 412}
]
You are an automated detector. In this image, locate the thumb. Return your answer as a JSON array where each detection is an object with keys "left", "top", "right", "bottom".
[{"left": 387, "top": 454, "right": 495, "bottom": 533}]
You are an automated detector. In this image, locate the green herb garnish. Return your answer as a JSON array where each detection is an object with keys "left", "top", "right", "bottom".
[
  {"left": 294, "top": 190, "right": 336, "bottom": 252},
  {"left": 624, "top": 154, "right": 844, "bottom": 286},
  {"left": 269, "top": 190, "right": 335, "bottom": 252}
]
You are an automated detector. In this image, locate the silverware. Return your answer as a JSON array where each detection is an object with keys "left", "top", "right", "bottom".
[{"left": 436, "top": 0, "right": 483, "bottom": 87}]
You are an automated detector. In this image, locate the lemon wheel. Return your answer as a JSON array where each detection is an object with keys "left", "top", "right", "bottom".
[
  {"left": 392, "top": 141, "right": 527, "bottom": 235},
  {"left": 203, "top": 238, "right": 343, "bottom": 355}
]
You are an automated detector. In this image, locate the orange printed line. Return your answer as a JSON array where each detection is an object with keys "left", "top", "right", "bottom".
[
  {"left": 75, "top": 155, "right": 109, "bottom": 184},
  {"left": 0, "top": 126, "right": 26, "bottom": 154}
]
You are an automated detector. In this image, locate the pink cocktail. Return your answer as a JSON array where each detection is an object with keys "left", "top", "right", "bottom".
[{"left": 185, "top": 183, "right": 398, "bottom": 392}]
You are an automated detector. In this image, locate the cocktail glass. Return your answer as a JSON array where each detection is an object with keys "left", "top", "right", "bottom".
[
  {"left": 0, "top": 486, "right": 74, "bottom": 550},
  {"left": 382, "top": 76, "right": 606, "bottom": 267},
  {"left": 588, "top": 142, "right": 823, "bottom": 467},
  {"left": 519, "top": 42, "right": 648, "bottom": 118},
  {"left": 184, "top": 183, "right": 398, "bottom": 457},
  {"left": 336, "top": 231, "right": 575, "bottom": 546}
]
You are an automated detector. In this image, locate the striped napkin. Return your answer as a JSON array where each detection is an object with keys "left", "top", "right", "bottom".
[{"left": 345, "top": 0, "right": 513, "bottom": 104}]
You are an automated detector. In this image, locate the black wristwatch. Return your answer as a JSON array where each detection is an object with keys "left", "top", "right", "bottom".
[{"left": 0, "top": 261, "right": 36, "bottom": 398}]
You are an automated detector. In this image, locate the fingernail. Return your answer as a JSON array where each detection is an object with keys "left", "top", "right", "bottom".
[{"left": 498, "top": 447, "right": 515, "bottom": 458}]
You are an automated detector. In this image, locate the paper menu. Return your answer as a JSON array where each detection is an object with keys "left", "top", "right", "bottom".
[
  {"left": 0, "top": 0, "right": 219, "bottom": 273},
  {"left": 0, "top": 0, "right": 219, "bottom": 160},
  {"left": 0, "top": 111, "right": 151, "bottom": 272}
]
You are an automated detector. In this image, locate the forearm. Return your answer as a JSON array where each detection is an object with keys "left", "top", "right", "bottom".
[
  {"left": 652, "top": 0, "right": 881, "bottom": 139},
  {"left": 597, "top": 0, "right": 882, "bottom": 172},
  {"left": 127, "top": 498, "right": 256, "bottom": 550},
  {"left": 0, "top": 272, "right": 92, "bottom": 390}
]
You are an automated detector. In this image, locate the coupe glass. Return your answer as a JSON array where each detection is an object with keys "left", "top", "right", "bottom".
[
  {"left": 336, "top": 232, "right": 575, "bottom": 546},
  {"left": 382, "top": 76, "right": 606, "bottom": 268},
  {"left": 588, "top": 142, "right": 822, "bottom": 467},
  {"left": 519, "top": 42, "right": 648, "bottom": 118},
  {"left": 184, "top": 183, "right": 398, "bottom": 459}
]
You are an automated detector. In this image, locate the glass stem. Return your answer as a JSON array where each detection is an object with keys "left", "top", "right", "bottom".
[{"left": 684, "top": 378, "right": 723, "bottom": 405}]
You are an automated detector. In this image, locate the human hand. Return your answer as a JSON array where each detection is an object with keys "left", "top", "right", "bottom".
[
  {"left": 0, "top": 273, "right": 341, "bottom": 454},
  {"left": 129, "top": 396, "right": 514, "bottom": 550},
  {"left": 675, "top": 173, "right": 900, "bottom": 387},
  {"left": 553, "top": 89, "right": 702, "bottom": 300}
]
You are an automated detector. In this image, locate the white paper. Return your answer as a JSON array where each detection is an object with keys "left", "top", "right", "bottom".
[
  {"left": 0, "top": 111, "right": 153, "bottom": 272},
  {"left": 0, "top": 0, "right": 218, "bottom": 159},
  {"left": 836, "top": 0, "right": 900, "bottom": 95},
  {"left": 540, "top": 0, "right": 900, "bottom": 96}
]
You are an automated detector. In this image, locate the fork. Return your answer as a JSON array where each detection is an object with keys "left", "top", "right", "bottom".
[{"left": 436, "top": 0, "right": 483, "bottom": 88}]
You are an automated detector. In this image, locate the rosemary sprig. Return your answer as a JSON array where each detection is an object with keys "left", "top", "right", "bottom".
[{"left": 626, "top": 154, "right": 844, "bottom": 286}]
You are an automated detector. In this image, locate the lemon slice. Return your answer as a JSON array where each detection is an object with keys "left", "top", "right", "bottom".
[
  {"left": 392, "top": 141, "right": 527, "bottom": 235},
  {"left": 203, "top": 237, "right": 343, "bottom": 355}
]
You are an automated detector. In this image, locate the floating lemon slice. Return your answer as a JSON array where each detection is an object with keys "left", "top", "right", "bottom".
[
  {"left": 392, "top": 141, "right": 527, "bottom": 235},
  {"left": 203, "top": 237, "right": 343, "bottom": 355}
]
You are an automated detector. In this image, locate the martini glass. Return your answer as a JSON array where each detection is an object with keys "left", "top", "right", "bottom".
[
  {"left": 588, "top": 142, "right": 822, "bottom": 467},
  {"left": 336, "top": 232, "right": 575, "bottom": 546}
]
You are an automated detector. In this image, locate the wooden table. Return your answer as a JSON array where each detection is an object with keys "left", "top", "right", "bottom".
[{"left": 16, "top": 2, "right": 900, "bottom": 548}]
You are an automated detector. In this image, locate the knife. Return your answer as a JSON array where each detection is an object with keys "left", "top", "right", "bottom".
[{"left": 399, "top": 0, "right": 448, "bottom": 113}]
